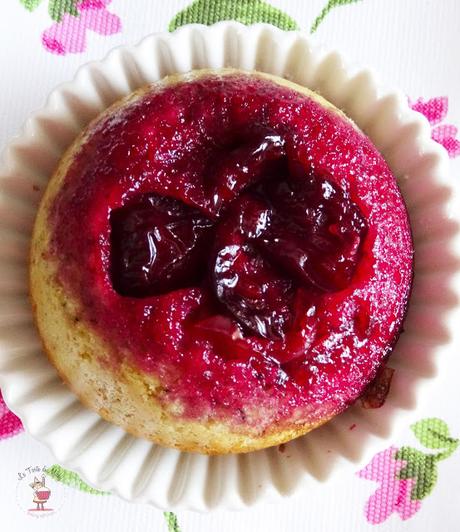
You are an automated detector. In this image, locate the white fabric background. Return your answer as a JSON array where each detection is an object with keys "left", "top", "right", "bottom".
[{"left": 1, "top": 1, "right": 459, "bottom": 530}]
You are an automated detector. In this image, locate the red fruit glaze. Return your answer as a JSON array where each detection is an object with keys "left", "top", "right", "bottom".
[{"left": 48, "top": 74, "right": 413, "bottom": 430}]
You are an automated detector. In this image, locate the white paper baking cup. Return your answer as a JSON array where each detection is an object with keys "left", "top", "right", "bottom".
[{"left": 1, "top": 22, "right": 459, "bottom": 511}]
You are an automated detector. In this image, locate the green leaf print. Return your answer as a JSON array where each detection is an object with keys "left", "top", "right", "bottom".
[
  {"left": 19, "top": 0, "right": 43, "bottom": 11},
  {"left": 412, "top": 418, "right": 460, "bottom": 452},
  {"left": 411, "top": 462, "right": 438, "bottom": 500},
  {"left": 396, "top": 446, "right": 428, "bottom": 476},
  {"left": 310, "top": 0, "right": 362, "bottom": 34},
  {"left": 169, "top": 0, "right": 299, "bottom": 32},
  {"left": 48, "top": 0, "right": 78, "bottom": 22},
  {"left": 396, "top": 447, "right": 438, "bottom": 500},
  {"left": 45, "top": 464, "right": 110, "bottom": 495},
  {"left": 163, "top": 512, "right": 181, "bottom": 532},
  {"left": 46, "top": 465, "right": 181, "bottom": 529}
]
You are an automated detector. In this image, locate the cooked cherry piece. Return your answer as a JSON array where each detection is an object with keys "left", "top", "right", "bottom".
[
  {"left": 110, "top": 194, "right": 213, "bottom": 297},
  {"left": 206, "top": 129, "right": 285, "bottom": 214},
  {"left": 256, "top": 168, "right": 368, "bottom": 291},
  {"left": 209, "top": 166, "right": 367, "bottom": 339},
  {"left": 211, "top": 195, "right": 295, "bottom": 339}
]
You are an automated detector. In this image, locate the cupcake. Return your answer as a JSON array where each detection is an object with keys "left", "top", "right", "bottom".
[{"left": 30, "top": 69, "right": 413, "bottom": 454}]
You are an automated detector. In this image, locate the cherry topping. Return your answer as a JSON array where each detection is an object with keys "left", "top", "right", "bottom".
[
  {"left": 109, "top": 133, "right": 367, "bottom": 339},
  {"left": 110, "top": 194, "right": 213, "bottom": 297},
  {"left": 209, "top": 167, "right": 367, "bottom": 339}
]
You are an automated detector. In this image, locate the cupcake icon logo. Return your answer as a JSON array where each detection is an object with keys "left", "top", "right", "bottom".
[
  {"left": 29, "top": 475, "right": 51, "bottom": 512},
  {"left": 16, "top": 466, "right": 66, "bottom": 518}
]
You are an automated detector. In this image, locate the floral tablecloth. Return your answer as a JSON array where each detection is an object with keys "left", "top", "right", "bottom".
[{"left": 1, "top": 1, "right": 460, "bottom": 531}]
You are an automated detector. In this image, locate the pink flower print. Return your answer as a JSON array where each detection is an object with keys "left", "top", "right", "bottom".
[
  {"left": 431, "top": 125, "right": 460, "bottom": 158},
  {"left": 410, "top": 96, "right": 448, "bottom": 125},
  {"left": 0, "top": 389, "right": 23, "bottom": 440},
  {"left": 42, "top": 0, "right": 121, "bottom": 56},
  {"left": 409, "top": 97, "right": 460, "bottom": 158},
  {"left": 357, "top": 447, "right": 421, "bottom": 524}
]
